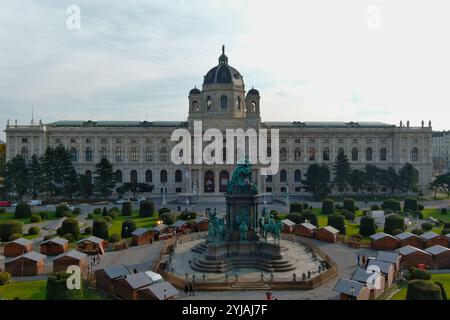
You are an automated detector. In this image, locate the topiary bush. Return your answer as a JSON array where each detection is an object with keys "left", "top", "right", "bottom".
[
  {"left": 335, "top": 204, "right": 342, "bottom": 210},
  {"left": 92, "top": 219, "right": 109, "bottom": 240},
  {"left": 43, "top": 235, "right": 54, "bottom": 241},
  {"left": 55, "top": 205, "right": 70, "bottom": 218},
  {"left": 39, "top": 212, "right": 49, "bottom": 220},
  {"left": 343, "top": 198, "right": 356, "bottom": 212},
  {"left": 93, "top": 208, "right": 102, "bottom": 215},
  {"left": 14, "top": 202, "right": 32, "bottom": 219},
  {"left": 0, "top": 271, "right": 11, "bottom": 285},
  {"left": 87, "top": 213, "right": 94, "bottom": 219},
  {"left": 104, "top": 216, "right": 112, "bottom": 222},
  {"left": 121, "top": 201, "right": 133, "bottom": 216},
  {"left": 359, "top": 216, "right": 377, "bottom": 237},
  {"left": 30, "top": 214, "right": 41, "bottom": 223},
  {"left": 0, "top": 208, "right": 5, "bottom": 214},
  {"left": 441, "top": 208, "right": 448, "bottom": 215},
  {"left": 371, "top": 204, "right": 380, "bottom": 211},
  {"left": 109, "top": 234, "right": 121, "bottom": 243},
  {"left": 179, "top": 212, "right": 197, "bottom": 220},
  {"left": 384, "top": 214, "right": 405, "bottom": 235},
  {"left": 421, "top": 222, "right": 433, "bottom": 231},
  {"left": 28, "top": 226, "right": 40, "bottom": 235},
  {"left": 289, "top": 202, "right": 304, "bottom": 213},
  {"left": 414, "top": 211, "right": 424, "bottom": 219},
  {"left": 418, "top": 204, "right": 425, "bottom": 211},
  {"left": 341, "top": 209, "right": 355, "bottom": 221},
  {"left": 46, "top": 272, "right": 83, "bottom": 300},
  {"left": 441, "top": 228, "right": 450, "bottom": 236},
  {"left": 8, "top": 233, "right": 22, "bottom": 241},
  {"left": 286, "top": 213, "right": 303, "bottom": 224},
  {"left": 411, "top": 228, "right": 424, "bottom": 235},
  {"left": 408, "top": 267, "right": 432, "bottom": 280},
  {"left": 84, "top": 226, "right": 92, "bottom": 234},
  {"left": 139, "top": 200, "right": 155, "bottom": 217},
  {"left": 404, "top": 197, "right": 419, "bottom": 212},
  {"left": 63, "top": 212, "right": 74, "bottom": 218},
  {"left": 62, "top": 233, "right": 75, "bottom": 242},
  {"left": 302, "top": 203, "right": 309, "bottom": 210},
  {"left": 391, "top": 228, "right": 403, "bottom": 236},
  {"left": 382, "top": 199, "right": 402, "bottom": 212},
  {"left": 327, "top": 214, "right": 346, "bottom": 234},
  {"left": 322, "top": 199, "right": 335, "bottom": 215},
  {"left": 435, "top": 281, "right": 448, "bottom": 300},
  {"left": 160, "top": 213, "right": 176, "bottom": 225},
  {"left": 102, "top": 207, "right": 108, "bottom": 216},
  {"left": 61, "top": 218, "right": 80, "bottom": 237},
  {"left": 300, "top": 210, "right": 319, "bottom": 227},
  {"left": 108, "top": 211, "right": 118, "bottom": 219},
  {"left": 72, "top": 208, "right": 81, "bottom": 215},
  {"left": 121, "top": 220, "right": 137, "bottom": 238},
  {"left": 406, "top": 280, "right": 442, "bottom": 300},
  {"left": 0, "top": 220, "right": 23, "bottom": 241}
]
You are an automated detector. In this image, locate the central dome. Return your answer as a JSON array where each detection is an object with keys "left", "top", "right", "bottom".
[{"left": 203, "top": 46, "right": 244, "bottom": 87}]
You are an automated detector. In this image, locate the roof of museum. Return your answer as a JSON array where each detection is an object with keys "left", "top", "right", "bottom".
[
  {"left": 47, "top": 120, "right": 187, "bottom": 128},
  {"left": 263, "top": 121, "right": 394, "bottom": 128}
]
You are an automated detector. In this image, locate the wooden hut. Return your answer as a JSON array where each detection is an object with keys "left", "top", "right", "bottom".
[
  {"left": 192, "top": 217, "right": 209, "bottom": 232},
  {"left": 334, "top": 278, "right": 370, "bottom": 300},
  {"left": 398, "top": 245, "right": 433, "bottom": 269},
  {"left": 315, "top": 226, "right": 339, "bottom": 243},
  {"left": 152, "top": 224, "right": 170, "bottom": 240},
  {"left": 53, "top": 250, "right": 88, "bottom": 273},
  {"left": 366, "top": 259, "right": 395, "bottom": 288},
  {"left": 77, "top": 236, "right": 107, "bottom": 255},
  {"left": 376, "top": 251, "right": 401, "bottom": 275},
  {"left": 396, "top": 232, "right": 424, "bottom": 248},
  {"left": 172, "top": 220, "right": 189, "bottom": 235},
  {"left": 138, "top": 281, "right": 179, "bottom": 300},
  {"left": 131, "top": 228, "right": 154, "bottom": 246},
  {"left": 295, "top": 222, "right": 316, "bottom": 238},
  {"left": 425, "top": 245, "right": 450, "bottom": 269},
  {"left": 95, "top": 264, "right": 132, "bottom": 294},
  {"left": 369, "top": 233, "right": 398, "bottom": 250},
  {"left": 421, "top": 232, "right": 449, "bottom": 248},
  {"left": 5, "top": 252, "right": 46, "bottom": 276},
  {"left": 113, "top": 271, "right": 163, "bottom": 300},
  {"left": 351, "top": 267, "right": 386, "bottom": 300},
  {"left": 281, "top": 219, "right": 296, "bottom": 234},
  {"left": 4, "top": 238, "right": 33, "bottom": 257},
  {"left": 40, "top": 237, "right": 69, "bottom": 256}
]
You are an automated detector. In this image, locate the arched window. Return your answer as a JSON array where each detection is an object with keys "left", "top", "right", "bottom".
[
  {"left": 220, "top": 95, "right": 228, "bottom": 109},
  {"left": 366, "top": 147, "right": 373, "bottom": 161},
  {"left": 192, "top": 101, "right": 199, "bottom": 112},
  {"left": 338, "top": 147, "right": 344, "bottom": 155},
  {"left": 411, "top": 147, "right": 419, "bottom": 162},
  {"left": 70, "top": 147, "right": 78, "bottom": 162},
  {"left": 219, "top": 170, "right": 229, "bottom": 192},
  {"left": 294, "top": 170, "right": 301, "bottom": 182},
  {"left": 160, "top": 147, "right": 167, "bottom": 162},
  {"left": 352, "top": 148, "right": 358, "bottom": 161},
  {"left": 100, "top": 147, "right": 107, "bottom": 159},
  {"left": 145, "top": 147, "right": 153, "bottom": 162},
  {"left": 204, "top": 171, "right": 215, "bottom": 193},
  {"left": 280, "top": 169, "right": 287, "bottom": 183},
  {"left": 130, "top": 170, "right": 138, "bottom": 184},
  {"left": 21, "top": 147, "right": 29, "bottom": 161},
  {"left": 266, "top": 175, "right": 273, "bottom": 182},
  {"left": 175, "top": 170, "right": 183, "bottom": 183},
  {"left": 323, "top": 147, "right": 330, "bottom": 161},
  {"left": 130, "top": 147, "right": 138, "bottom": 162},
  {"left": 206, "top": 96, "right": 212, "bottom": 110},
  {"left": 294, "top": 148, "right": 301, "bottom": 161},
  {"left": 115, "top": 147, "right": 122, "bottom": 162},
  {"left": 380, "top": 148, "right": 387, "bottom": 161},
  {"left": 115, "top": 170, "right": 123, "bottom": 183},
  {"left": 280, "top": 148, "right": 287, "bottom": 161},
  {"left": 85, "top": 147, "right": 93, "bottom": 162},
  {"left": 308, "top": 147, "right": 316, "bottom": 161},
  {"left": 145, "top": 170, "right": 152, "bottom": 183},
  {"left": 160, "top": 170, "right": 168, "bottom": 183},
  {"left": 236, "top": 96, "right": 241, "bottom": 110},
  {"left": 251, "top": 101, "right": 257, "bottom": 112},
  {"left": 85, "top": 170, "right": 92, "bottom": 184}
]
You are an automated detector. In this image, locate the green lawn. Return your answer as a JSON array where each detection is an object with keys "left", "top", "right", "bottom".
[
  {"left": 108, "top": 213, "right": 159, "bottom": 236},
  {"left": 422, "top": 208, "right": 450, "bottom": 223},
  {"left": 390, "top": 274, "right": 450, "bottom": 300},
  {"left": 0, "top": 211, "right": 58, "bottom": 224},
  {"left": 0, "top": 280, "right": 108, "bottom": 300}
]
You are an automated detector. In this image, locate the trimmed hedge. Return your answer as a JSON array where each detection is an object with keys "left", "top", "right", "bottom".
[
  {"left": 139, "top": 200, "right": 155, "bottom": 217},
  {"left": 122, "top": 201, "right": 133, "bottom": 216},
  {"left": 441, "top": 228, "right": 450, "bottom": 235},
  {"left": 38, "top": 212, "right": 48, "bottom": 220},
  {"left": 404, "top": 198, "right": 419, "bottom": 212},
  {"left": 341, "top": 209, "right": 355, "bottom": 221},
  {"left": 46, "top": 272, "right": 83, "bottom": 300},
  {"left": 30, "top": 214, "right": 41, "bottom": 223},
  {"left": 179, "top": 212, "right": 197, "bottom": 220},
  {"left": 421, "top": 223, "right": 433, "bottom": 231},
  {"left": 108, "top": 211, "right": 118, "bottom": 219},
  {"left": 406, "top": 280, "right": 442, "bottom": 300},
  {"left": 327, "top": 214, "right": 346, "bottom": 234},
  {"left": 61, "top": 218, "right": 80, "bottom": 237},
  {"left": 442, "top": 208, "right": 448, "bottom": 215},
  {"left": 0, "top": 271, "right": 12, "bottom": 285},
  {"left": 84, "top": 226, "right": 92, "bottom": 234},
  {"left": 381, "top": 199, "right": 401, "bottom": 212},
  {"left": 28, "top": 226, "right": 40, "bottom": 235},
  {"left": 55, "top": 205, "right": 70, "bottom": 218},
  {"left": 62, "top": 233, "right": 75, "bottom": 242},
  {"left": 121, "top": 220, "right": 137, "bottom": 238},
  {"left": 109, "top": 234, "right": 121, "bottom": 243},
  {"left": 286, "top": 213, "right": 303, "bottom": 224},
  {"left": 384, "top": 214, "right": 405, "bottom": 235},
  {"left": 418, "top": 204, "right": 425, "bottom": 211},
  {"left": 93, "top": 208, "right": 102, "bottom": 215},
  {"left": 435, "top": 282, "right": 448, "bottom": 300},
  {"left": 322, "top": 199, "right": 335, "bottom": 215},
  {"left": 0, "top": 208, "right": 5, "bottom": 214},
  {"left": 102, "top": 207, "right": 108, "bottom": 216},
  {"left": 92, "top": 219, "right": 109, "bottom": 240},
  {"left": 343, "top": 198, "right": 356, "bottom": 212},
  {"left": 14, "top": 202, "right": 32, "bottom": 219},
  {"left": 160, "top": 213, "right": 176, "bottom": 225},
  {"left": 289, "top": 202, "right": 304, "bottom": 213},
  {"left": 408, "top": 267, "right": 432, "bottom": 281},
  {"left": 8, "top": 233, "right": 22, "bottom": 241},
  {"left": 158, "top": 207, "right": 171, "bottom": 215},
  {"left": 300, "top": 211, "right": 319, "bottom": 227},
  {"left": 411, "top": 228, "right": 424, "bottom": 235},
  {"left": 359, "top": 216, "right": 377, "bottom": 237},
  {"left": 371, "top": 204, "right": 380, "bottom": 211},
  {"left": 0, "top": 221, "right": 23, "bottom": 242}
]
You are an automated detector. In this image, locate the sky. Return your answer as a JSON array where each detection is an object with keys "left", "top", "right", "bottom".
[{"left": 1, "top": 0, "right": 450, "bottom": 141}]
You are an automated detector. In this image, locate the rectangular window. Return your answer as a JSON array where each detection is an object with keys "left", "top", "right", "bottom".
[
  {"left": 21, "top": 138, "right": 28, "bottom": 143},
  {"left": 280, "top": 187, "right": 287, "bottom": 193},
  {"left": 175, "top": 187, "right": 182, "bottom": 193},
  {"left": 352, "top": 138, "right": 358, "bottom": 144},
  {"left": 266, "top": 187, "right": 272, "bottom": 193},
  {"left": 281, "top": 138, "right": 287, "bottom": 144},
  {"left": 338, "top": 139, "right": 344, "bottom": 144},
  {"left": 295, "top": 138, "right": 301, "bottom": 144},
  {"left": 86, "top": 138, "right": 92, "bottom": 144}
]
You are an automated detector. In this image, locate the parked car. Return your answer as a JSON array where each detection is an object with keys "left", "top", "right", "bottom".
[
  {"left": 0, "top": 200, "right": 11, "bottom": 207},
  {"left": 115, "top": 199, "right": 129, "bottom": 204},
  {"left": 27, "top": 200, "right": 43, "bottom": 206},
  {"left": 131, "top": 196, "right": 146, "bottom": 203}
]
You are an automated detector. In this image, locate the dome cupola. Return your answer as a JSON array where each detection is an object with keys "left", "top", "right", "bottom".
[{"left": 202, "top": 45, "right": 244, "bottom": 87}]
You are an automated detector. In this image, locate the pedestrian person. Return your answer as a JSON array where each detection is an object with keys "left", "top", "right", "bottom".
[
  {"left": 357, "top": 253, "right": 360, "bottom": 266},
  {"left": 189, "top": 283, "right": 195, "bottom": 296},
  {"left": 184, "top": 283, "right": 189, "bottom": 295},
  {"left": 362, "top": 255, "right": 366, "bottom": 266}
]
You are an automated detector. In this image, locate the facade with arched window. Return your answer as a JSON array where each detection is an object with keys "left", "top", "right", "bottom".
[{"left": 6, "top": 47, "right": 433, "bottom": 195}]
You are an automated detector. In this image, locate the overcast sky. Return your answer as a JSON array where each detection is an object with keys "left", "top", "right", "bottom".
[{"left": 1, "top": 0, "right": 450, "bottom": 140}]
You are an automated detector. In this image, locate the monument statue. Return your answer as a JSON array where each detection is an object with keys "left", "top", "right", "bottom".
[
  {"left": 239, "top": 221, "right": 248, "bottom": 241},
  {"left": 226, "top": 159, "right": 258, "bottom": 194}
]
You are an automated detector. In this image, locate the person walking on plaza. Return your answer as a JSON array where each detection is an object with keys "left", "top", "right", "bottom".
[
  {"left": 361, "top": 255, "right": 366, "bottom": 267},
  {"left": 189, "top": 282, "right": 195, "bottom": 296},
  {"left": 184, "top": 283, "right": 189, "bottom": 295},
  {"left": 357, "top": 253, "right": 360, "bottom": 266}
]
